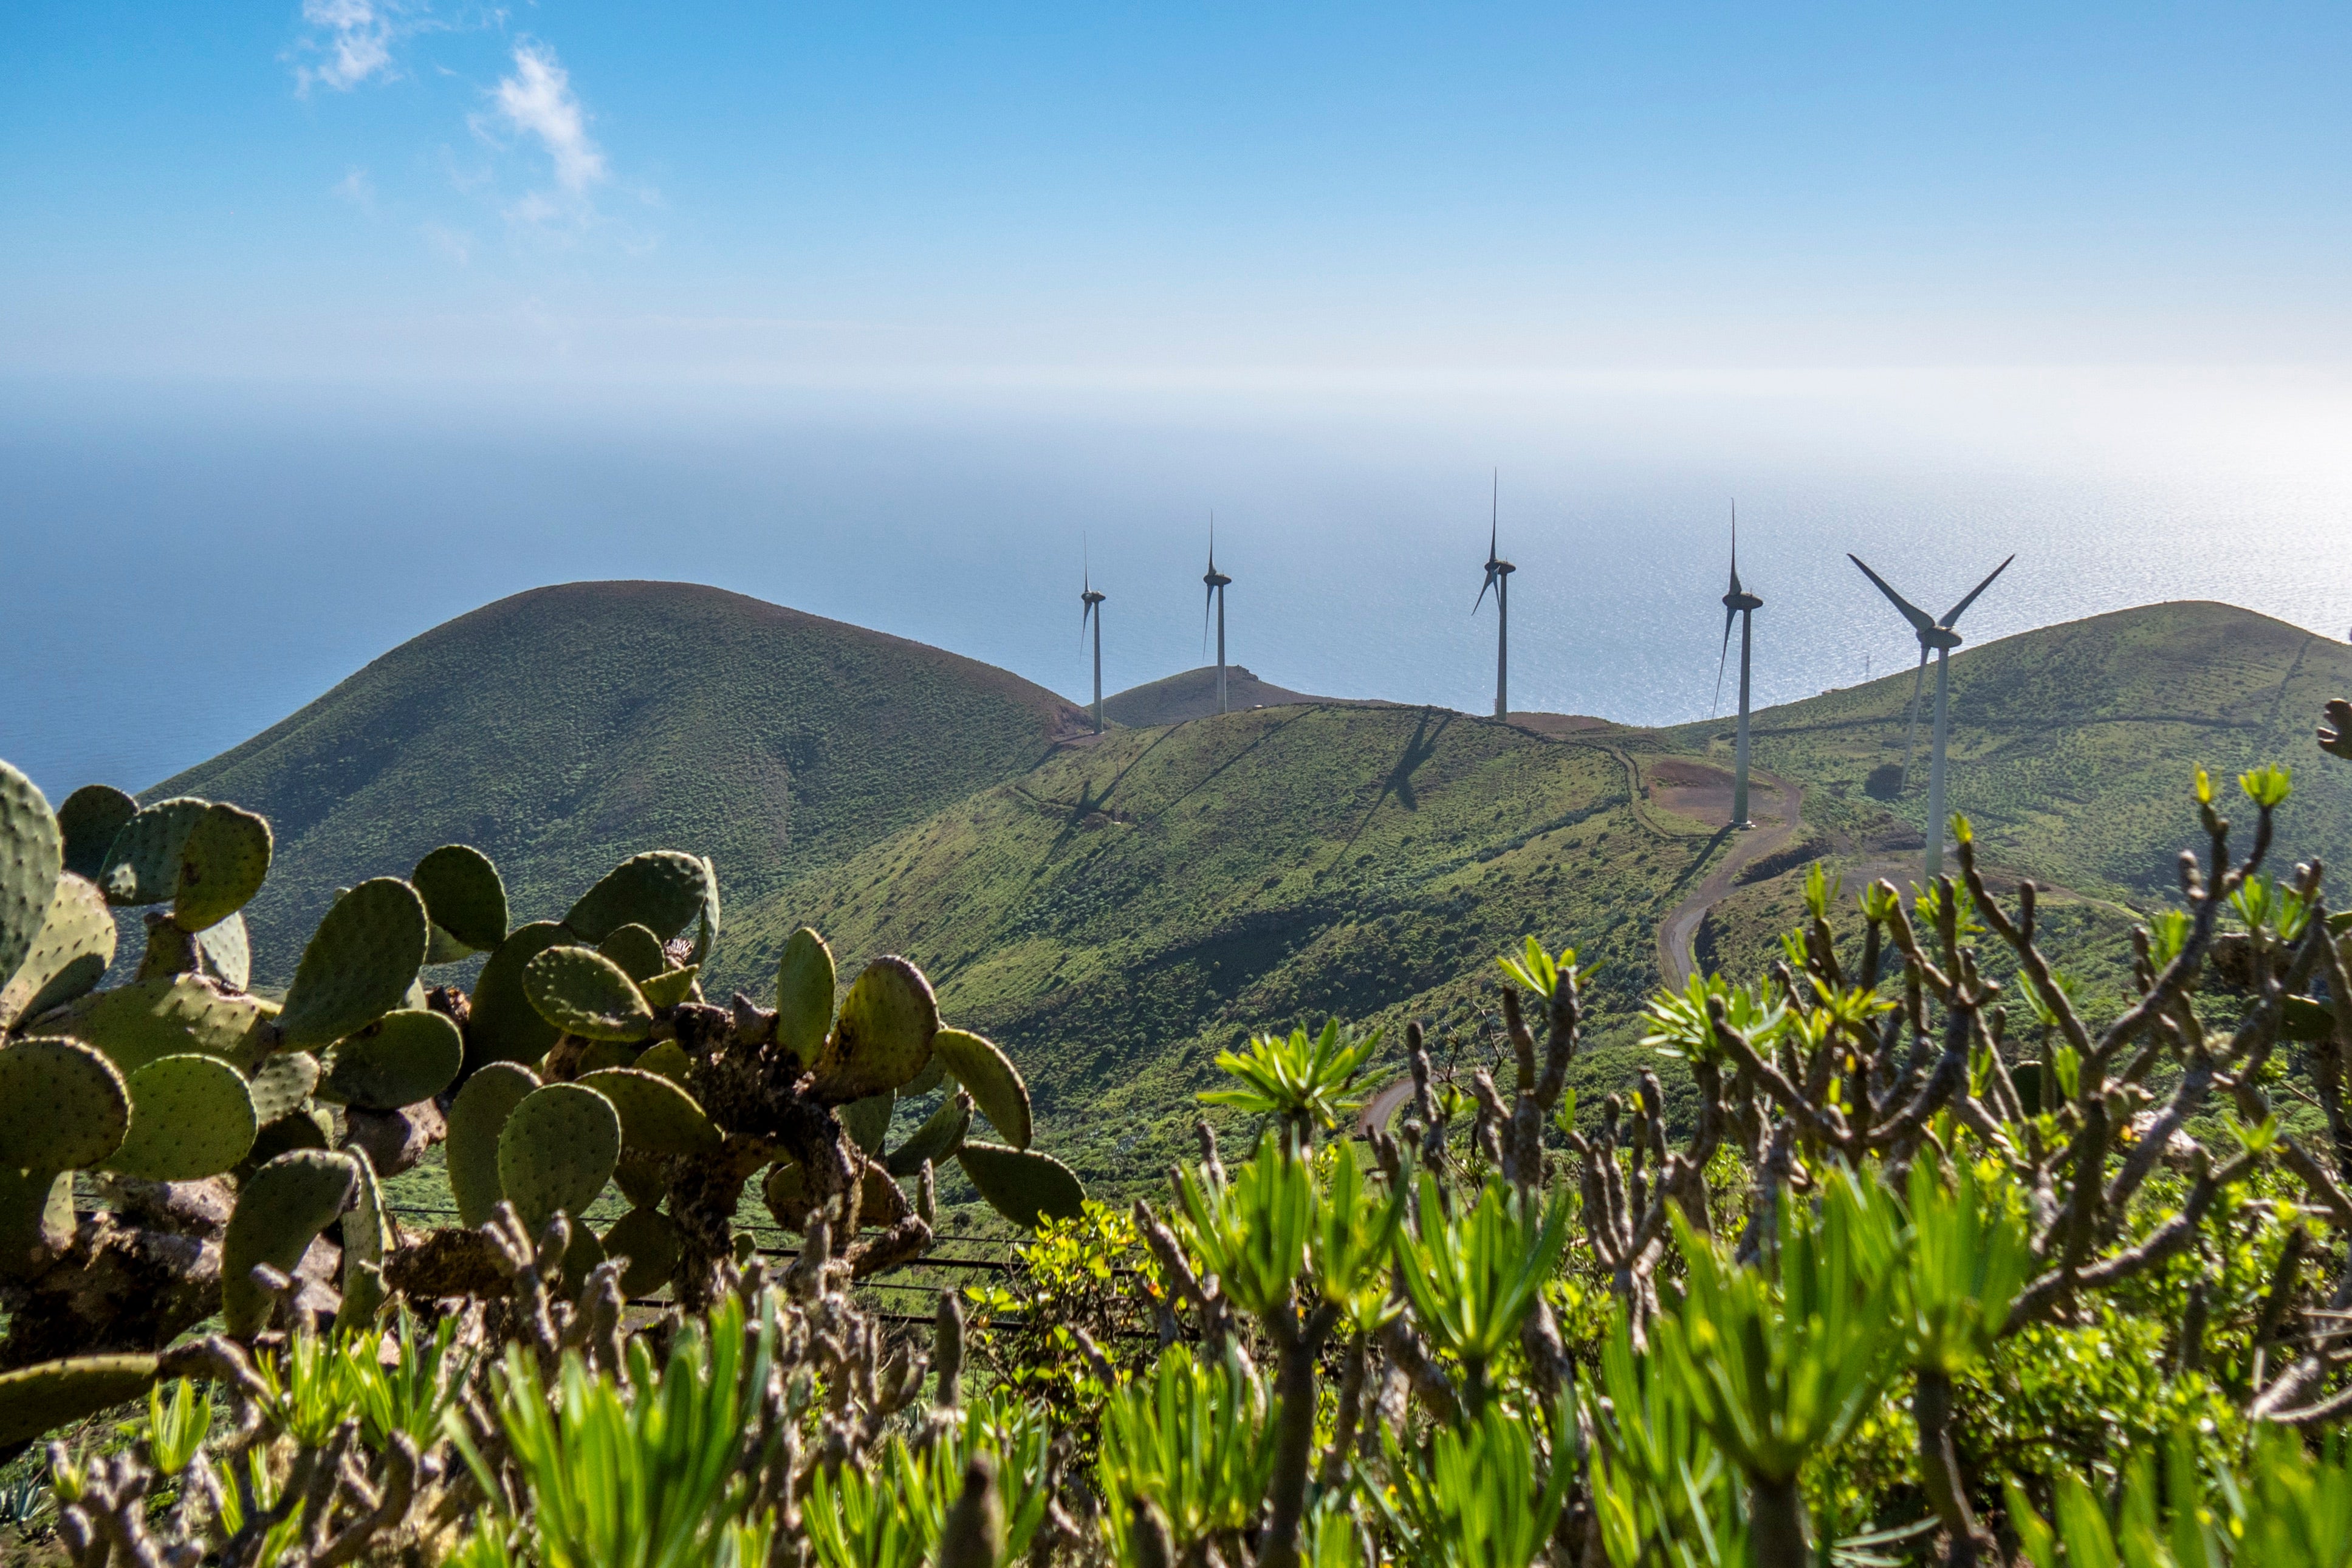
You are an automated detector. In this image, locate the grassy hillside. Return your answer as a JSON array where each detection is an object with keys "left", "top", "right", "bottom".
[
  {"left": 1101, "top": 665, "right": 1356, "bottom": 727},
  {"left": 1664, "top": 601, "right": 2352, "bottom": 905},
  {"left": 155, "top": 581, "right": 1091, "bottom": 981},
  {"left": 724, "top": 600, "right": 2350, "bottom": 1197},
  {"left": 725, "top": 704, "right": 1748, "bottom": 1194}
]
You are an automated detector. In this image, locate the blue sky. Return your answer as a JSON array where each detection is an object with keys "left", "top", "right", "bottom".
[
  {"left": 6, "top": 4, "right": 2352, "bottom": 798},
  {"left": 7, "top": 2, "right": 2350, "bottom": 382}
]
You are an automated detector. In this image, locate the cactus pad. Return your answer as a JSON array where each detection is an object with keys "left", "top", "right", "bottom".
[
  {"left": 773, "top": 926, "right": 835, "bottom": 1068},
  {"left": 596, "top": 923, "right": 668, "bottom": 982},
  {"left": 561, "top": 851, "right": 711, "bottom": 945},
  {"left": 522, "top": 947, "right": 653, "bottom": 1042},
  {"left": 53, "top": 785, "right": 137, "bottom": 882},
  {"left": 0, "top": 1169, "right": 75, "bottom": 1282},
  {"left": 324, "top": 1009, "right": 464, "bottom": 1111},
  {"left": 571, "top": 1039, "right": 640, "bottom": 1075},
  {"left": 638, "top": 965, "right": 700, "bottom": 1010},
  {"left": 613, "top": 1151, "right": 670, "bottom": 1210},
  {"left": 0, "top": 1038, "right": 129, "bottom": 1172},
  {"left": 245, "top": 1050, "right": 323, "bottom": 1126},
  {"left": 762, "top": 1156, "right": 905, "bottom": 1233},
  {"left": 106, "top": 1054, "right": 258, "bottom": 1180},
  {"left": 932, "top": 1028, "right": 1032, "bottom": 1151},
  {"left": 241, "top": 1108, "right": 331, "bottom": 1173},
  {"left": 0, "top": 872, "right": 114, "bottom": 1029},
  {"left": 633, "top": 1039, "right": 694, "bottom": 1087},
  {"left": 956, "top": 1143, "right": 1085, "bottom": 1230},
  {"left": 809, "top": 955, "right": 937, "bottom": 1103},
  {"left": 222, "top": 1150, "right": 359, "bottom": 1337},
  {"left": 0, "top": 1354, "right": 163, "bottom": 1446},
  {"left": 410, "top": 844, "right": 509, "bottom": 953},
  {"left": 193, "top": 909, "right": 252, "bottom": 993},
  {"left": 496, "top": 1083, "right": 622, "bottom": 1230},
  {"left": 447, "top": 1062, "right": 540, "bottom": 1227},
  {"left": 0, "top": 761, "right": 63, "bottom": 993},
  {"left": 577, "top": 1067, "right": 720, "bottom": 1155},
  {"left": 885, "top": 1090, "right": 972, "bottom": 1177},
  {"left": 466, "top": 922, "right": 571, "bottom": 1071},
  {"left": 687, "top": 854, "right": 721, "bottom": 968},
  {"left": 97, "top": 798, "right": 207, "bottom": 907},
  {"left": 56, "top": 974, "right": 275, "bottom": 1075},
  {"left": 277, "top": 878, "right": 429, "bottom": 1050},
  {"left": 602, "top": 1206, "right": 681, "bottom": 1298},
  {"left": 338, "top": 1147, "right": 391, "bottom": 1331},
  {"left": 173, "top": 803, "right": 272, "bottom": 933},
  {"left": 839, "top": 1091, "right": 893, "bottom": 1155}
]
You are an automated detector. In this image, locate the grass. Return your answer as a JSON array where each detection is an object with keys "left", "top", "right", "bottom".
[
  {"left": 1664, "top": 600, "right": 2352, "bottom": 905},
  {"left": 149, "top": 581, "right": 1090, "bottom": 983},
  {"left": 725, "top": 703, "right": 1763, "bottom": 1200},
  {"left": 124, "top": 591, "right": 2352, "bottom": 1203}
]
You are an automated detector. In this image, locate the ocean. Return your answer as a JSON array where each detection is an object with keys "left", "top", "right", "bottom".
[{"left": 5, "top": 367, "right": 2350, "bottom": 801}]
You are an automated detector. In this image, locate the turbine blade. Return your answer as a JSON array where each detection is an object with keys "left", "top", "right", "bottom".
[
  {"left": 1474, "top": 565, "right": 1495, "bottom": 614},
  {"left": 1939, "top": 553, "right": 2015, "bottom": 628},
  {"left": 1847, "top": 554, "right": 1937, "bottom": 635},
  {"left": 1204, "top": 581, "right": 1213, "bottom": 654}
]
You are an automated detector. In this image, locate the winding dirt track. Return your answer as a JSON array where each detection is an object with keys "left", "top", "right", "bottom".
[{"left": 1653, "top": 768, "right": 1805, "bottom": 990}]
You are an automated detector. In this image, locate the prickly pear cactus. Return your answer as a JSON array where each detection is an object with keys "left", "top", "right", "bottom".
[
  {"left": 221, "top": 1149, "right": 360, "bottom": 1337},
  {"left": 106, "top": 1054, "right": 258, "bottom": 1180},
  {"left": 0, "top": 762, "right": 64, "bottom": 993},
  {"left": 277, "top": 878, "right": 429, "bottom": 1049},
  {"left": 412, "top": 842, "right": 509, "bottom": 956},
  {"left": 0, "top": 753, "right": 1085, "bottom": 1421},
  {"left": 496, "top": 1083, "right": 622, "bottom": 1231},
  {"left": 323, "top": 1008, "right": 462, "bottom": 1111},
  {"left": 523, "top": 947, "right": 654, "bottom": 1042},
  {"left": 955, "top": 1143, "right": 1086, "bottom": 1230}
]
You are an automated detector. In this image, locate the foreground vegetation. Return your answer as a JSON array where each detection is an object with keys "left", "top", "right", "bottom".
[{"left": 3, "top": 670, "right": 2350, "bottom": 1564}]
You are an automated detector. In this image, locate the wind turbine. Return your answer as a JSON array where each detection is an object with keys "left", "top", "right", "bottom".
[
  {"left": 1473, "top": 471, "right": 1515, "bottom": 719},
  {"left": 1848, "top": 551, "right": 2015, "bottom": 880},
  {"left": 1080, "top": 552, "right": 1106, "bottom": 735},
  {"left": 1203, "top": 520, "right": 1233, "bottom": 715},
  {"left": 1712, "top": 503, "right": 1763, "bottom": 828}
]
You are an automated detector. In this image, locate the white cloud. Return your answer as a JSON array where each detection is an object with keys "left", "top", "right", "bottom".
[
  {"left": 331, "top": 167, "right": 376, "bottom": 213},
  {"left": 421, "top": 222, "right": 474, "bottom": 264},
  {"left": 491, "top": 43, "right": 605, "bottom": 194},
  {"left": 294, "top": 0, "right": 400, "bottom": 94}
]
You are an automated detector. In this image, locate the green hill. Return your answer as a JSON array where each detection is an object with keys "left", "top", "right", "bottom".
[
  {"left": 119, "top": 589, "right": 2350, "bottom": 1199},
  {"left": 722, "top": 703, "right": 1739, "bottom": 1188},
  {"left": 1664, "top": 600, "right": 2352, "bottom": 904},
  {"left": 1100, "top": 665, "right": 1357, "bottom": 727},
  {"left": 154, "top": 581, "right": 1092, "bottom": 982},
  {"left": 725, "top": 601, "right": 2351, "bottom": 1193}
]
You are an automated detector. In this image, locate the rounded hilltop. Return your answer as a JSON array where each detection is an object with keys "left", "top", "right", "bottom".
[{"left": 152, "top": 580, "right": 1092, "bottom": 983}]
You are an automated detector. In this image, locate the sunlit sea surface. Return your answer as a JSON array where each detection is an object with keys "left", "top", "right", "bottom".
[{"left": 5, "top": 371, "right": 2350, "bottom": 799}]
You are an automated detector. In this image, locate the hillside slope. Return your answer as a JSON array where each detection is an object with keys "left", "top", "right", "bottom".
[
  {"left": 733, "top": 601, "right": 2351, "bottom": 1194},
  {"left": 726, "top": 703, "right": 1727, "bottom": 1190},
  {"left": 155, "top": 581, "right": 1091, "bottom": 980},
  {"left": 1102, "top": 665, "right": 1361, "bottom": 727},
  {"left": 1665, "top": 601, "right": 2352, "bottom": 904}
]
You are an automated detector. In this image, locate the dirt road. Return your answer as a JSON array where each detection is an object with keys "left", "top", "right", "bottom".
[{"left": 1654, "top": 768, "right": 1805, "bottom": 989}]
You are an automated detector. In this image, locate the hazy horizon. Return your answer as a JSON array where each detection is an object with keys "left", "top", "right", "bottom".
[{"left": 7, "top": 3, "right": 2351, "bottom": 797}]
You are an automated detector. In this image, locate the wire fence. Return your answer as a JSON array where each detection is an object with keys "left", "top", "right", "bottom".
[{"left": 384, "top": 1202, "right": 1026, "bottom": 1326}]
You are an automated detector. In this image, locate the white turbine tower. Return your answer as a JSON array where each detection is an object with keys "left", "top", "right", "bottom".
[
  {"left": 1203, "top": 520, "right": 1233, "bottom": 716},
  {"left": 1080, "top": 553, "right": 1106, "bottom": 735},
  {"left": 1848, "top": 551, "right": 2015, "bottom": 881},
  {"left": 1713, "top": 504, "right": 1763, "bottom": 829},
  {"left": 1473, "top": 472, "right": 1515, "bottom": 719}
]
